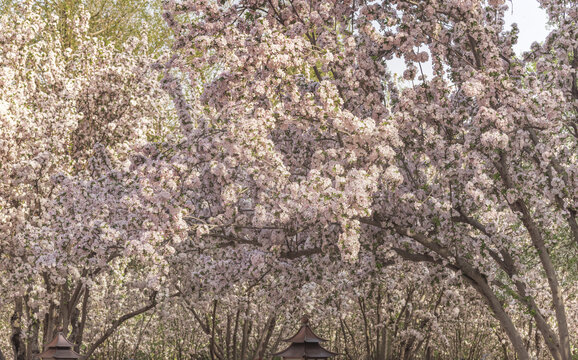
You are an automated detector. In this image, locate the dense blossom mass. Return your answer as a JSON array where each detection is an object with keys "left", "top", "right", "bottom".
[
  {"left": 0, "top": 0, "right": 577, "bottom": 359},
  {"left": 0, "top": 4, "right": 176, "bottom": 359}
]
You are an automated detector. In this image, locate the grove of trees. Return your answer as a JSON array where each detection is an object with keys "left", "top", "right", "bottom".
[{"left": 0, "top": 0, "right": 576, "bottom": 359}]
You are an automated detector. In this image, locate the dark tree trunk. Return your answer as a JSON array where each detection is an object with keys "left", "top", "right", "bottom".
[{"left": 11, "top": 298, "right": 26, "bottom": 360}]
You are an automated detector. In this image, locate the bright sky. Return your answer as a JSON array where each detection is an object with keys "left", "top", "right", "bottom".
[
  {"left": 504, "top": 0, "right": 550, "bottom": 54},
  {"left": 388, "top": 0, "right": 551, "bottom": 77}
]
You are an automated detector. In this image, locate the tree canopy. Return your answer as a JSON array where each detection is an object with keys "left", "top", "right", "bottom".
[{"left": 1, "top": 0, "right": 577, "bottom": 359}]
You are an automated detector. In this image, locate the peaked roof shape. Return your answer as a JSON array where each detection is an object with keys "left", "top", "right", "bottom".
[
  {"left": 44, "top": 332, "right": 76, "bottom": 349},
  {"left": 38, "top": 332, "right": 82, "bottom": 359},
  {"left": 282, "top": 322, "right": 329, "bottom": 343},
  {"left": 273, "top": 317, "right": 338, "bottom": 359}
]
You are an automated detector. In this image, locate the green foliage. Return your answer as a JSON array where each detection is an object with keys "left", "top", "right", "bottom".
[{"left": 0, "top": 0, "right": 171, "bottom": 54}]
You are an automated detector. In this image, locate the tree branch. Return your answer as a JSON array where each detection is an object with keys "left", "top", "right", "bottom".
[{"left": 84, "top": 292, "right": 159, "bottom": 359}]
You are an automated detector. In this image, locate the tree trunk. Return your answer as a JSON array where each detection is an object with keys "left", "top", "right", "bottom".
[
  {"left": 240, "top": 309, "right": 251, "bottom": 360},
  {"left": 516, "top": 200, "right": 571, "bottom": 360},
  {"left": 26, "top": 314, "right": 40, "bottom": 360},
  {"left": 496, "top": 154, "right": 572, "bottom": 360},
  {"left": 11, "top": 298, "right": 26, "bottom": 360},
  {"left": 71, "top": 288, "right": 90, "bottom": 353},
  {"left": 392, "top": 226, "right": 531, "bottom": 360},
  {"left": 232, "top": 308, "right": 240, "bottom": 360},
  {"left": 253, "top": 314, "right": 276, "bottom": 359}
]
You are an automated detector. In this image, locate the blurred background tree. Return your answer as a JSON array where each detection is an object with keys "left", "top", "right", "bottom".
[{"left": 0, "top": 0, "right": 170, "bottom": 53}]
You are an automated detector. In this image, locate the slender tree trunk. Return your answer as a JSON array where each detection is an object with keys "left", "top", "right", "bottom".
[
  {"left": 359, "top": 296, "right": 372, "bottom": 358},
  {"left": 339, "top": 318, "right": 354, "bottom": 360},
  {"left": 536, "top": 327, "right": 542, "bottom": 360},
  {"left": 226, "top": 313, "right": 232, "bottom": 360},
  {"left": 11, "top": 298, "right": 26, "bottom": 360},
  {"left": 233, "top": 308, "right": 240, "bottom": 360},
  {"left": 240, "top": 308, "right": 251, "bottom": 360},
  {"left": 210, "top": 300, "right": 218, "bottom": 360},
  {"left": 43, "top": 300, "right": 57, "bottom": 346},
  {"left": 26, "top": 313, "right": 40, "bottom": 359},
  {"left": 59, "top": 285, "right": 71, "bottom": 334},
  {"left": 496, "top": 154, "right": 572, "bottom": 359},
  {"left": 516, "top": 200, "right": 571, "bottom": 360},
  {"left": 454, "top": 208, "right": 565, "bottom": 359},
  {"left": 461, "top": 264, "right": 530, "bottom": 360},
  {"left": 376, "top": 288, "right": 385, "bottom": 360},
  {"left": 253, "top": 314, "right": 276, "bottom": 359},
  {"left": 392, "top": 226, "right": 531, "bottom": 360},
  {"left": 73, "top": 288, "right": 90, "bottom": 353},
  {"left": 425, "top": 345, "right": 432, "bottom": 360}
]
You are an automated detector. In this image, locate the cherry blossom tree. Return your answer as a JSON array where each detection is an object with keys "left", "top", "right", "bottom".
[
  {"left": 158, "top": 0, "right": 577, "bottom": 359},
  {"left": 2, "top": 0, "right": 576, "bottom": 358},
  {"left": 0, "top": 3, "right": 176, "bottom": 359}
]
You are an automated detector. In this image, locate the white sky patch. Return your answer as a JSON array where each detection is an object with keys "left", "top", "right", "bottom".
[{"left": 503, "top": 0, "right": 550, "bottom": 55}]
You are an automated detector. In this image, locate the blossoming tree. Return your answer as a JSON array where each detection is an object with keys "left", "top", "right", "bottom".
[
  {"left": 0, "top": 4, "right": 176, "bottom": 359},
  {"left": 159, "top": 0, "right": 577, "bottom": 359},
  {"left": 1, "top": 0, "right": 576, "bottom": 358}
]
